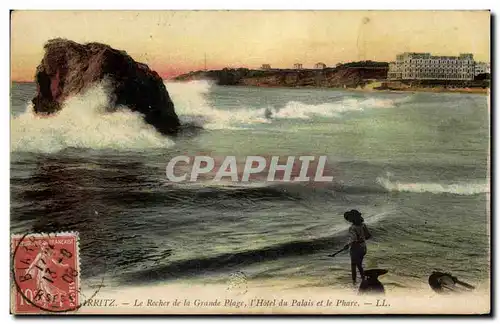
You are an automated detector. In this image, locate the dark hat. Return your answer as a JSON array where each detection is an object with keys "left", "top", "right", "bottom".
[
  {"left": 350, "top": 209, "right": 362, "bottom": 217},
  {"left": 344, "top": 209, "right": 363, "bottom": 223}
]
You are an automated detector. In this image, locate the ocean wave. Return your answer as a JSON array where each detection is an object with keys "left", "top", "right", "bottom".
[
  {"left": 271, "top": 97, "right": 396, "bottom": 120},
  {"left": 11, "top": 80, "right": 411, "bottom": 152},
  {"left": 116, "top": 209, "right": 393, "bottom": 284},
  {"left": 166, "top": 80, "right": 270, "bottom": 130},
  {"left": 167, "top": 80, "right": 406, "bottom": 129},
  {"left": 11, "top": 82, "right": 175, "bottom": 153},
  {"left": 376, "top": 176, "right": 489, "bottom": 195}
]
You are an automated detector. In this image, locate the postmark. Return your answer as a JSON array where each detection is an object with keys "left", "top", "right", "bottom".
[{"left": 11, "top": 232, "right": 81, "bottom": 314}]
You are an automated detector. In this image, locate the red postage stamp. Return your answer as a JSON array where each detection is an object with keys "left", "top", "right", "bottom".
[{"left": 11, "top": 232, "right": 80, "bottom": 314}]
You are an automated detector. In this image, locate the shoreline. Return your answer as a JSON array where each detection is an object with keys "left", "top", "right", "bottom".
[
  {"left": 14, "top": 79, "right": 489, "bottom": 95},
  {"left": 168, "top": 78, "right": 489, "bottom": 95},
  {"left": 218, "top": 83, "right": 490, "bottom": 95},
  {"left": 352, "top": 87, "right": 489, "bottom": 95}
]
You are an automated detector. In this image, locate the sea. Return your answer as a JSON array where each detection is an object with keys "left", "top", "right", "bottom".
[{"left": 10, "top": 81, "right": 490, "bottom": 292}]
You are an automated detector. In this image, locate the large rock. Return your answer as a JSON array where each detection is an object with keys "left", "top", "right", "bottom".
[{"left": 31, "top": 38, "right": 180, "bottom": 135}]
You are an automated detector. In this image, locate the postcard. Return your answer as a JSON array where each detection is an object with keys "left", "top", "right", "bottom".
[{"left": 10, "top": 10, "right": 491, "bottom": 315}]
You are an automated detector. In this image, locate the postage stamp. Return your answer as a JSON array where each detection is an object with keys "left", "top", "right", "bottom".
[{"left": 11, "top": 232, "right": 80, "bottom": 314}]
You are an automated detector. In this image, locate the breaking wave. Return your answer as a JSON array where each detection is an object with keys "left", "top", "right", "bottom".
[
  {"left": 11, "top": 80, "right": 411, "bottom": 153},
  {"left": 116, "top": 208, "right": 393, "bottom": 285},
  {"left": 376, "top": 176, "right": 489, "bottom": 195},
  {"left": 270, "top": 97, "right": 396, "bottom": 119},
  {"left": 166, "top": 80, "right": 270, "bottom": 129},
  {"left": 167, "top": 80, "right": 407, "bottom": 129},
  {"left": 11, "top": 82, "right": 175, "bottom": 153}
]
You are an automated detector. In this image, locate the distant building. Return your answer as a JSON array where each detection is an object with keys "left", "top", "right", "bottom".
[
  {"left": 474, "top": 62, "right": 490, "bottom": 76},
  {"left": 314, "top": 62, "right": 327, "bottom": 69},
  {"left": 388, "top": 52, "right": 475, "bottom": 81},
  {"left": 261, "top": 64, "right": 271, "bottom": 70},
  {"left": 293, "top": 63, "right": 303, "bottom": 70}
]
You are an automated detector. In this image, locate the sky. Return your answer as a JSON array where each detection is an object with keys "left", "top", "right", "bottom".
[{"left": 11, "top": 10, "right": 490, "bottom": 81}]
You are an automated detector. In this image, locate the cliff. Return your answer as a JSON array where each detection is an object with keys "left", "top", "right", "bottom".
[
  {"left": 173, "top": 62, "right": 389, "bottom": 89},
  {"left": 32, "top": 38, "right": 180, "bottom": 135}
]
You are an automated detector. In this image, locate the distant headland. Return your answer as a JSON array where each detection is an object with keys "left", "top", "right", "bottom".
[{"left": 173, "top": 61, "right": 490, "bottom": 94}]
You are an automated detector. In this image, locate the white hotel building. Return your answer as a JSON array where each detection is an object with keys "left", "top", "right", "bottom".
[
  {"left": 474, "top": 62, "right": 490, "bottom": 76},
  {"left": 388, "top": 52, "right": 476, "bottom": 81}
]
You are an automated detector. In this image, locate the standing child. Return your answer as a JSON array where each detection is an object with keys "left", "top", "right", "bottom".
[{"left": 342, "top": 209, "right": 372, "bottom": 285}]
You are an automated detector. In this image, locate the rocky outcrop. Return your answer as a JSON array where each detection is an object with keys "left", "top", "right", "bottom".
[
  {"left": 174, "top": 62, "right": 389, "bottom": 89},
  {"left": 32, "top": 38, "right": 180, "bottom": 135}
]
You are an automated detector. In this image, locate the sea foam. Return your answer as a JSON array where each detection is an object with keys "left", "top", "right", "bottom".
[
  {"left": 167, "top": 80, "right": 407, "bottom": 128},
  {"left": 11, "top": 80, "right": 410, "bottom": 153},
  {"left": 11, "top": 82, "right": 174, "bottom": 153},
  {"left": 376, "top": 176, "right": 489, "bottom": 195}
]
